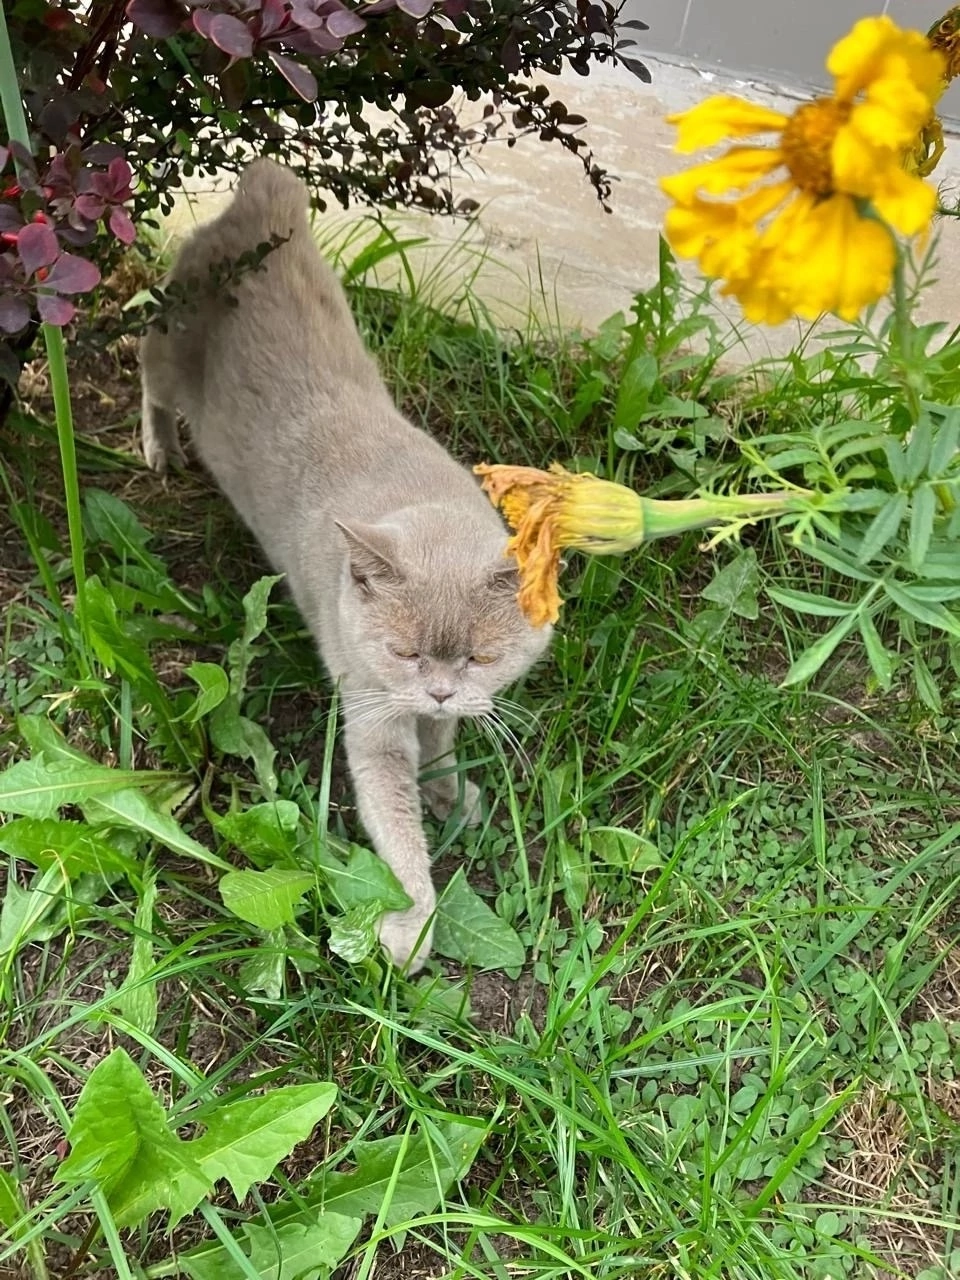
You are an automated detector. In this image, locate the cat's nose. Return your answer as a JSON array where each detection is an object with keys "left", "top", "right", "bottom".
[{"left": 429, "top": 688, "right": 454, "bottom": 705}]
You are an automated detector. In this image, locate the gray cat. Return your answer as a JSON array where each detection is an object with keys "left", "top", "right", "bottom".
[{"left": 140, "top": 159, "right": 551, "bottom": 971}]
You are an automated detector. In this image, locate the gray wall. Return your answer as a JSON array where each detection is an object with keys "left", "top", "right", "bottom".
[{"left": 625, "top": 1, "right": 960, "bottom": 122}]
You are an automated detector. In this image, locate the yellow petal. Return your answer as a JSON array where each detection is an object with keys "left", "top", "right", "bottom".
[
  {"left": 851, "top": 77, "right": 937, "bottom": 149},
  {"left": 667, "top": 96, "right": 788, "bottom": 153},
  {"left": 831, "top": 127, "right": 892, "bottom": 197},
  {"left": 663, "top": 198, "right": 740, "bottom": 263},
  {"left": 828, "top": 15, "right": 944, "bottom": 105},
  {"left": 660, "top": 146, "right": 781, "bottom": 203},
  {"left": 871, "top": 166, "right": 937, "bottom": 236}
]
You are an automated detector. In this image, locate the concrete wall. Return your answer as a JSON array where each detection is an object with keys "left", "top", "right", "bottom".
[{"left": 625, "top": 0, "right": 960, "bottom": 122}]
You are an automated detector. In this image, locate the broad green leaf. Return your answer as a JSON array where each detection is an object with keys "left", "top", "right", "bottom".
[
  {"left": 315, "top": 1118, "right": 484, "bottom": 1232},
  {"left": 184, "top": 662, "right": 230, "bottom": 723},
  {"left": 0, "top": 817, "right": 140, "bottom": 881},
  {"left": 908, "top": 486, "right": 937, "bottom": 574},
  {"left": 433, "top": 869, "right": 525, "bottom": 970},
  {"left": 227, "top": 574, "right": 284, "bottom": 698},
  {"left": 766, "top": 585, "right": 855, "bottom": 618},
  {"left": 239, "top": 931, "right": 287, "bottom": 1000},
  {"left": 315, "top": 843, "right": 411, "bottom": 913},
  {"left": 82, "top": 786, "right": 231, "bottom": 872},
  {"left": 114, "top": 874, "right": 158, "bottom": 1035},
  {"left": 220, "top": 869, "right": 313, "bottom": 930},
  {"left": 85, "top": 488, "right": 160, "bottom": 568},
  {"left": 858, "top": 613, "right": 894, "bottom": 692},
  {"left": 855, "top": 492, "right": 907, "bottom": 565},
  {"left": 181, "top": 1212, "right": 360, "bottom": 1280},
  {"left": 701, "top": 548, "right": 760, "bottom": 620},
  {"left": 190, "top": 1083, "right": 337, "bottom": 1206},
  {"left": 0, "top": 754, "right": 166, "bottom": 819},
  {"left": 884, "top": 580, "right": 960, "bottom": 637},
  {"left": 210, "top": 700, "right": 278, "bottom": 798},
  {"left": 613, "top": 352, "right": 658, "bottom": 428},
  {"left": 84, "top": 575, "right": 156, "bottom": 685},
  {"left": 781, "top": 612, "right": 860, "bottom": 687},
  {"left": 217, "top": 801, "right": 301, "bottom": 866},
  {"left": 0, "top": 866, "right": 68, "bottom": 961},
  {"left": 57, "top": 1048, "right": 207, "bottom": 1230},
  {"left": 328, "top": 901, "right": 382, "bottom": 963},
  {"left": 588, "top": 826, "right": 662, "bottom": 872}
]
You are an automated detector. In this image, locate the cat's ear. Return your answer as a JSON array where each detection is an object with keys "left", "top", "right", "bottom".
[
  {"left": 335, "top": 521, "right": 403, "bottom": 591},
  {"left": 487, "top": 558, "right": 520, "bottom": 595}
]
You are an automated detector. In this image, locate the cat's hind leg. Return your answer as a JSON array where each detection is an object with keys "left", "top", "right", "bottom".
[{"left": 418, "top": 716, "right": 481, "bottom": 827}]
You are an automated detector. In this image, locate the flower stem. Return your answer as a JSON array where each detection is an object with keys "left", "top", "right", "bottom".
[{"left": 0, "top": 1, "right": 90, "bottom": 674}]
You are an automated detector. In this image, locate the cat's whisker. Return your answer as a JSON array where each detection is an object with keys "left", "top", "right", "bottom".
[
  {"left": 492, "top": 698, "right": 538, "bottom": 735},
  {"left": 478, "top": 711, "right": 532, "bottom": 776}
]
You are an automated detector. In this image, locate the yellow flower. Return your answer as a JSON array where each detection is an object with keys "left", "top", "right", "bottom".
[
  {"left": 475, "top": 462, "right": 808, "bottom": 628},
  {"left": 660, "top": 15, "right": 944, "bottom": 324}
]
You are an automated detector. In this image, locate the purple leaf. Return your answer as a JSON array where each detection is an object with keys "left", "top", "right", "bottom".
[
  {"left": 289, "top": 0, "right": 327, "bottom": 30},
  {"left": 74, "top": 193, "right": 106, "bottom": 221},
  {"left": 37, "top": 293, "right": 77, "bottom": 326},
  {"left": 397, "top": 0, "right": 435, "bottom": 16},
  {"left": 82, "top": 142, "right": 124, "bottom": 165},
  {"left": 325, "top": 5, "right": 367, "bottom": 38},
  {"left": 196, "top": 12, "right": 255, "bottom": 58},
  {"left": 17, "top": 224, "right": 60, "bottom": 277},
  {"left": 43, "top": 252, "right": 101, "bottom": 294},
  {"left": 259, "top": 0, "right": 287, "bottom": 39},
  {"left": 268, "top": 52, "right": 318, "bottom": 101},
  {"left": 0, "top": 295, "right": 31, "bottom": 334},
  {"left": 0, "top": 206, "right": 22, "bottom": 233},
  {"left": 107, "top": 157, "right": 134, "bottom": 198},
  {"left": 126, "top": 0, "right": 187, "bottom": 38},
  {"left": 109, "top": 206, "right": 137, "bottom": 245}
]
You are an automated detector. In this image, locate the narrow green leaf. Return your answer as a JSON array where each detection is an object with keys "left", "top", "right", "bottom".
[
  {"left": 220, "top": 869, "right": 314, "bottom": 930},
  {"left": 82, "top": 787, "right": 231, "bottom": 872},
  {"left": 903, "top": 414, "right": 933, "bottom": 482},
  {"left": 433, "top": 868, "right": 525, "bottom": 970},
  {"left": 766, "top": 585, "right": 853, "bottom": 618},
  {"left": 884, "top": 580, "right": 960, "bottom": 637},
  {"left": 0, "top": 817, "right": 140, "bottom": 881},
  {"left": 781, "top": 612, "right": 859, "bottom": 687},
  {"left": 227, "top": 574, "right": 284, "bottom": 698},
  {"left": 855, "top": 492, "right": 907, "bottom": 565},
  {"left": 0, "top": 754, "right": 167, "bottom": 820},
  {"left": 181, "top": 1212, "right": 361, "bottom": 1280},
  {"left": 114, "top": 874, "right": 158, "bottom": 1035},
  {"left": 612, "top": 352, "right": 658, "bottom": 428},
  {"left": 913, "top": 652, "right": 943, "bottom": 714},
  {"left": 929, "top": 406, "right": 960, "bottom": 476},
  {"left": 858, "top": 612, "right": 894, "bottom": 692},
  {"left": 907, "top": 485, "right": 937, "bottom": 574}
]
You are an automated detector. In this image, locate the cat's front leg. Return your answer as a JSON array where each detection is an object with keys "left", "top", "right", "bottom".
[
  {"left": 418, "top": 716, "right": 481, "bottom": 827},
  {"left": 343, "top": 698, "right": 435, "bottom": 972}
]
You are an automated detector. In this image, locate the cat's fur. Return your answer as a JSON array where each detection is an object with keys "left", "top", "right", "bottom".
[{"left": 140, "top": 159, "right": 551, "bottom": 971}]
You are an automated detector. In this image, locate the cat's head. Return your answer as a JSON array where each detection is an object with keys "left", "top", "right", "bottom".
[{"left": 335, "top": 514, "right": 551, "bottom": 720}]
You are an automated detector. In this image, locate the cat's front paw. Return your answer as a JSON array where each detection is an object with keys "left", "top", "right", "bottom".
[
  {"left": 378, "top": 907, "right": 434, "bottom": 974},
  {"left": 425, "top": 778, "right": 482, "bottom": 828}
]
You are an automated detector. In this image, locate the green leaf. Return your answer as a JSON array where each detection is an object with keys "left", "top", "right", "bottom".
[
  {"left": 613, "top": 352, "right": 658, "bottom": 428},
  {"left": 210, "top": 699, "right": 278, "bottom": 798},
  {"left": 929, "top": 406, "right": 960, "bottom": 476},
  {"left": 315, "top": 843, "right": 411, "bottom": 913},
  {"left": 0, "top": 754, "right": 168, "bottom": 819},
  {"left": 884, "top": 580, "right": 960, "bottom": 637},
  {"left": 114, "top": 874, "right": 158, "bottom": 1035},
  {"left": 701, "top": 549, "right": 760, "bottom": 620},
  {"left": 328, "top": 901, "right": 383, "bottom": 964},
  {"left": 85, "top": 489, "right": 160, "bottom": 568},
  {"left": 781, "top": 612, "right": 860, "bottom": 687},
  {"left": 858, "top": 613, "right": 894, "bottom": 692},
  {"left": 239, "top": 930, "right": 288, "bottom": 999},
  {"left": 908, "top": 486, "right": 937, "bottom": 574},
  {"left": 189, "top": 1083, "right": 337, "bottom": 1206},
  {"left": 588, "top": 826, "right": 662, "bottom": 872},
  {"left": 766, "top": 585, "right": 853, "bottom": 618},
  {"left": 855, "top": 492, "right": 907, "bottom": 564},
  {"left": 0, "top": 1168, "right": 48, "bottom": 1279},
  {"left": 181, "top": 1213, "right": 360, "bottom": 1280},
  {"left": 913, "top": 651, "right": 943, "bottom": 714},
  {"left": 0, "top": 866, "right": 67, "bottom": 960},
  {"left": 184, "top": 662, "right": 230, "bottom": 723},
  {"left": 82, "top": 786, "right": 231, "bottom": 872},
  {"left": 316, "top": 1118, "right": 484, "bottom": 1233},
  {"left": 433, "top": 869, "right": 525, "bottom": 970},
  {"left": 57, "top": 1048, "right": 207, "bottom": 1230},
  {"left": 904, "top": 414, "right": 933, "bottom": 482},
  {"left": 217, "top": 801, "right": 302, "bottom": 867},
  {"left": 227, "top": 575, "right": 284, "bottom": 698},
  {"left": 0, "top": 817, "right": 140, "bottom": 881},
  {"left": 220, "top": 868, "right": 314, "bottom": 930}
]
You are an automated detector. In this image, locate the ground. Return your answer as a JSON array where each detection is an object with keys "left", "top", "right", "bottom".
[{"left": 0, "top": 243, "right": 959, "bottom": 1280}]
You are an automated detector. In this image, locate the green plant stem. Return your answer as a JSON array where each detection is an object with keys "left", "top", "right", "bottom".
[{"left": 0, "top": 2, "right": 90, "bottom": 674}]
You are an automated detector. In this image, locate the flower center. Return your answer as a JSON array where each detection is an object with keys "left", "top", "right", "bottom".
[{"left": 780, "top": 98, "right": 851, "bottom": 197}]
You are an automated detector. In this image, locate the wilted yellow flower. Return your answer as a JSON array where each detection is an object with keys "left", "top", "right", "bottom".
[
  {"left": 661, "top": 15, "right": 944, "bottom": 324},
  {"left": 475, "top": 462, "right": 807, "bottom": 628},
  {"left": 906, "top": 7, "right": 960, "bottom": 176}
]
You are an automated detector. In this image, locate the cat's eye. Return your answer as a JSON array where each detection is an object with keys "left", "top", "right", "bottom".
[
  {"left": 471, "top": 653, "right": 498, "bottom": 666},
  {"left": 392, "top": 648, "right": 420, "bottom": 661}
]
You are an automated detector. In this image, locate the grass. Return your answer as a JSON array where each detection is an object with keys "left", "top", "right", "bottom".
[{"left": 0, "top": 222, "right": 959, "bottom": 1280}]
